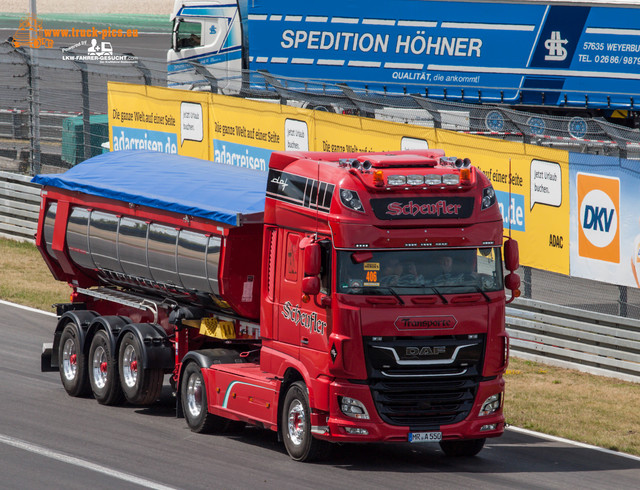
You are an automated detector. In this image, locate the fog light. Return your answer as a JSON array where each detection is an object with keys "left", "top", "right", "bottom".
[
  {"left": 481, "top": 424, "right": 497, "bottom": 431},
  {"left": 479, "top": 393, "right": 502, "bottom": 416},
  {"left": 345, "top": 427, "right": 369, "bottom": 435},
  {"left": 339, "top": 396, "right": 370, "bottom": 419}
]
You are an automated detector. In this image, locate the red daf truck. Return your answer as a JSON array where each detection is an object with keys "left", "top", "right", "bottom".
[{"left": 35, "top": 148, "right": 519, "bottom": 461}]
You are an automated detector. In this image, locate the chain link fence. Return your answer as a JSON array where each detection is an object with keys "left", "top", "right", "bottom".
[{"left": 1, "top": 42, "right": 640, "bottom": 321}]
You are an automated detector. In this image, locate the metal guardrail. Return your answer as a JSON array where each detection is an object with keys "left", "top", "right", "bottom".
[
  {"left": 507, "top": 297, "right": 640, "bottom": 383},
  {"left": 1, "top": 171, "right": 639, "bottom": 383},
  {"left": 0, "top": 170, "right": 40, "bottom": 242}
]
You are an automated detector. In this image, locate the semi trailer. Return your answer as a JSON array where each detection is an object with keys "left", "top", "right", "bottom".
[
  {"left": 168, "top": 0, "right": 640, "bottom": 125},
  {"left": 35, "top": 148, "right": 520, "bottom": 461}
]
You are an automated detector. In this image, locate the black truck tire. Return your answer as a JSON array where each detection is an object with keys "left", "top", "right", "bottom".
[
  {"left": 281, "top": 381, "right": 331, "bottom": 462},
  {"left": 58, "top": 323, "right": 90, "bottom": 397},
  {"left": 439, "top": 438, "right": 486, "bottom": 457},
  {"left": 88, "top": 330, "right": 124, "bottom": 405},
  {"left": 118, "top": 331, "right": 163, "bottom": 405},
  {"left": 180, "top": 362, "right": 228, "bottom": 433}
]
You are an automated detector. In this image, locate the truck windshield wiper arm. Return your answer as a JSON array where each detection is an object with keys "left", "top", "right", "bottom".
[{"left": 362, "top": 287, "right": 405, "bottom": 304}]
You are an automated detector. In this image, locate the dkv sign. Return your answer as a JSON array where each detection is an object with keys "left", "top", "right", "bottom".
[{"left": 577, "top": 173, "right": 620, "bottom": 263}]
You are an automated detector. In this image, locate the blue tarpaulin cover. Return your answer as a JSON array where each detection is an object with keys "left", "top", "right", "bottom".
[{"left": 32, "top": 150, "right": 268, "bottom": 226}]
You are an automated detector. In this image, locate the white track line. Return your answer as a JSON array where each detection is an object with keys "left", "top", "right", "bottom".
[
  {"left": 0, "top": 434, "right": 178, "bottom": 490},
  {"left": 507, "top": 426, "right": 640, "bottom": 462},
  {"left": 0, "top": 299, "right": 57, "bottom": 317}
]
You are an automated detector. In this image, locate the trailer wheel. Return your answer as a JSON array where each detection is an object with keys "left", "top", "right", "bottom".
[
  {"left": 118, "top": 332, "right": 163, "bottom": 405},
  {"left": 439, "top": 438, "right": 486, "bottom": 457},
  {"left": 181, "top": 363, "right": 228, "bottom": 433},
  {"left": 88, "top": 330, "right": 124, "bottom": 405},
  {"left": 58, "top": 324, "right": 90, "bottom": 397},
  {"left": 281, "top": 381, "right": 330, "bottom": 462}
]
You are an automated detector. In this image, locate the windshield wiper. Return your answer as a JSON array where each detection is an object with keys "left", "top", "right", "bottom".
[
  {"left": 362, "top": 287, "right": 405, "bottom": 305},
  {"left": 428, "top": 286, "right": 448, "bottom": 304},
  {"left": 435, "top": 284, "right": 491, "bottom": 302}
]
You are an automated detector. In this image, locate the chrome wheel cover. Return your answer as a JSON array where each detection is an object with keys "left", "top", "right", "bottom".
[
  {"left": 91, "top": 345, "right": 108, "bottom": 389},
  {"left": 61, "top": 338, "right": 77, "bottom": 381},
  {"left": 287, "top": 400, "right": 305, "bottom": 446},
  {"left": 186, "top": 373, "right": 203, "bottom": 418},
  {"left": 121, "top": 343, "right": 138, "bottom": 388}
]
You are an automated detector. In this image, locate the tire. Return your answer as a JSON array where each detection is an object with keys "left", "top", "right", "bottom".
[
  {"left": 180, "top": 363, "right": 228, "bottom": 433},
  {"left": 439, "top": 438, "right": 486, "bottom": 457},
  {"left": 88, "top": 330, "right": 124, "bottom": 405},
  {"left": 58, "top": 324, "right": 90, "bottom": 397},
  {"left": 281, "top": 381, "right": 331, "bottom": 462},
  {"left": 118, "top": 331, "right": 163, "bottom": 405}
]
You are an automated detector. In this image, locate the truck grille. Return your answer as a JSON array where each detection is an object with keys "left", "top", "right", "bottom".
[{"left": 364, "top": 336, "right": 484, "bottom": 428}]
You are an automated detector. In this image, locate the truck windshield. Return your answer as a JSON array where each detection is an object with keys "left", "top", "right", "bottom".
[{"left": 337, "top": 248, "right": 503, "bottom": 295}]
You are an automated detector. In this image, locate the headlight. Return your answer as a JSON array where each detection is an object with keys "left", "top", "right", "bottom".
[
  {"left": 339, "top": 396, "right": 370, "bottom": 419},
  {"left": 482, "top": 186, "right": 496, "bottom": 210},
  {"left": 340, "top": 189, "right": 364, "bottom": 213}
]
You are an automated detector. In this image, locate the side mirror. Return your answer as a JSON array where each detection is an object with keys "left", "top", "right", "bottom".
[
  {"left": 504, "top": 238, "right": 519, "bottom": 272},
  {"left": 304, "top": 242, "right": 321, "bottom": 277},
  {"left": 505, "top": 272, "right": 521, "bottom": 304},
  {"left": 505, "top": 272, "right": 520, "bottom": 291},
  {"left": 302, "top": 276, "right": 321, "bottom": 296}
]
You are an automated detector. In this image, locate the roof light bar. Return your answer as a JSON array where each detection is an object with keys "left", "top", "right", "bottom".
[
  {"left": 442, "top": 174, "right": 460, "bottom": 185},
  {"left": 387, "top": 175, "right": 406, "bottom": 186}
]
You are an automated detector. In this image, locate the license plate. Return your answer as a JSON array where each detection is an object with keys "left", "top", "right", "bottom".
[{"left": 408, "top": 431, "right": 442, "bottom": 443}]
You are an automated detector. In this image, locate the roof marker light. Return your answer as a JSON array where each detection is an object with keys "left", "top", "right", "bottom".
[
  {"left": 460, "top": 167, "right": 471, "bottom": 183},
  {"left": 373, "top": 170, "right": 384, "bottom": 187}
]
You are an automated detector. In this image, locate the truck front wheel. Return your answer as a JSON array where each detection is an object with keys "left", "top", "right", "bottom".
[
  {"left": 118, "top": 332, "right": 163, "bottom": 405},
  {"left": 88, "top": 330, "right": 124, "bottom": 405},
  {"left": 59, "top": 324, "right": 90, "bottom": 397},
  {"left": 281, "top": 381, "right": 330, "bottom": 462},
  {"left": 180, "top": 363, "right": 228, "bottom": 433},
  {"left": 439, "top": 438, "right": 486, "bottom": 457}
]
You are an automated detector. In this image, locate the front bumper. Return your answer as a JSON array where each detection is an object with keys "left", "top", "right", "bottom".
[{"left": 311, "top": 377, "right": 505, "bottom": 443}]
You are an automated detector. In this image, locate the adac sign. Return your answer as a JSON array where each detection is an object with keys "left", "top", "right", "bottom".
[
  {"left": 577, "top": 173, "right": 620, "bottom": 263},
  {"left": 395, "top": 315, "right": 457, "bottom": 330}
]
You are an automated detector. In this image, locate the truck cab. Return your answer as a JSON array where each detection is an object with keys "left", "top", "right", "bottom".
[
  {"left": 258, "top": 150, "right": 517, "bottom": 457},
  {"left": 167, "top": 0, "right": 243, "bottom": 92}
]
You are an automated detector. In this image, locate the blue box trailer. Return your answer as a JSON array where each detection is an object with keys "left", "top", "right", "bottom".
[{"left": 167, "top": 0, "right": 640, "bottom": 121}]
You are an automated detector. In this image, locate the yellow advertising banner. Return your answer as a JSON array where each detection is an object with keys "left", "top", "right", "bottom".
[
  {"left": 108, "top": 83, "right": 209, "bottom": 160},
  {"left": 432, "top": 132, "right": 569, "bottom": 274},
  {"left": 108, "top": 82, "right": 569, "bottom": 274},
  {"left": 312, "top": 111, "right": 436, "bottom": 153},
  {"left": 208, "top": 94, "right": 314, "bottom": 172}
]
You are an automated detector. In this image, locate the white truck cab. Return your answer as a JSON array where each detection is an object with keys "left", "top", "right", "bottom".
[{"left": 167, "top": 0, "right": 243, "bottom": 92}]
